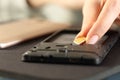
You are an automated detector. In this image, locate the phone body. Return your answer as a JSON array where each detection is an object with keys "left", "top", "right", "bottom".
[{"left": 22, "top": 29, "right": 119, "bottom": 65}]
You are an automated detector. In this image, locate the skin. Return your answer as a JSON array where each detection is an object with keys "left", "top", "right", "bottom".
[
  {"left": 28, "top": 0, "right": 120, "bottom": 44},
  {"left": 76, "top": 0, "right": 120, "bottom": 44},
  {"left": 28, "top": 0, "right": 84, "bottom": 9}
]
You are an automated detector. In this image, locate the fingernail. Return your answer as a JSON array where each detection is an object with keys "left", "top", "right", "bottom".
[{"left": 87, "top": 35, "right": 99, "bottom": 44}]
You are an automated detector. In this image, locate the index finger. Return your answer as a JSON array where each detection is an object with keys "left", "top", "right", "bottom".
[{"left": 86, "top": 0, "right": 120, "bottom": 44}]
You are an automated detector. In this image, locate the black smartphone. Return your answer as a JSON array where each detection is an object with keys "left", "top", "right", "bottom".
[{"left": 22, "top": 29, "right": 119, "bottom": 65}]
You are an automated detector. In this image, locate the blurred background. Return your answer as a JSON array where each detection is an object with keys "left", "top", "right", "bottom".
[
  {"left": 0, "top": 0, "right": 83, "bottom": 27},
  {"left": 0, "top": 0, "right": 30, "bottom": 22}
]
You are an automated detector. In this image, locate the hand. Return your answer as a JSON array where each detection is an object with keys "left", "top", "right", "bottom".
[
  {"left": 28, "top": 0, "right": 84, "bottom": 9},
  {"left": 75, "top": 0, "right": 120, "bottom": 44}
]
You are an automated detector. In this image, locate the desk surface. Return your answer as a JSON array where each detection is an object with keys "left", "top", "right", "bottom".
[{"left": 0, "top": 35, "right": 120, "bottom": 80}]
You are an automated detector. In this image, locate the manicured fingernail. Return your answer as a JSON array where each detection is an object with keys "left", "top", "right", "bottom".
[
  {"left": 73, "top": 37, "right": 86, "bottom": 45},
  {"left": 87, "top": 35, "right": 99, "bottom": 44}
]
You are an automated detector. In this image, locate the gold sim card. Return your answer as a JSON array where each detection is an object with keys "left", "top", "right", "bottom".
[{"left": 73, "top": 37, "right": 86, "bottom": 45}]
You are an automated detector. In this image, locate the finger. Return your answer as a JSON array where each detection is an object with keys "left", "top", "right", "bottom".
[
  {"left": 28, "top": 0, "right": 49, "bottom": 7},
  {"left": 101, "top": 0, "right": 106, "bottom": 7},
  {"left": 86, "top": 0, "right": 120, "bottom": 44},
  {"left": 75, "top": 0, "right": 101, "bottom": 39}
]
